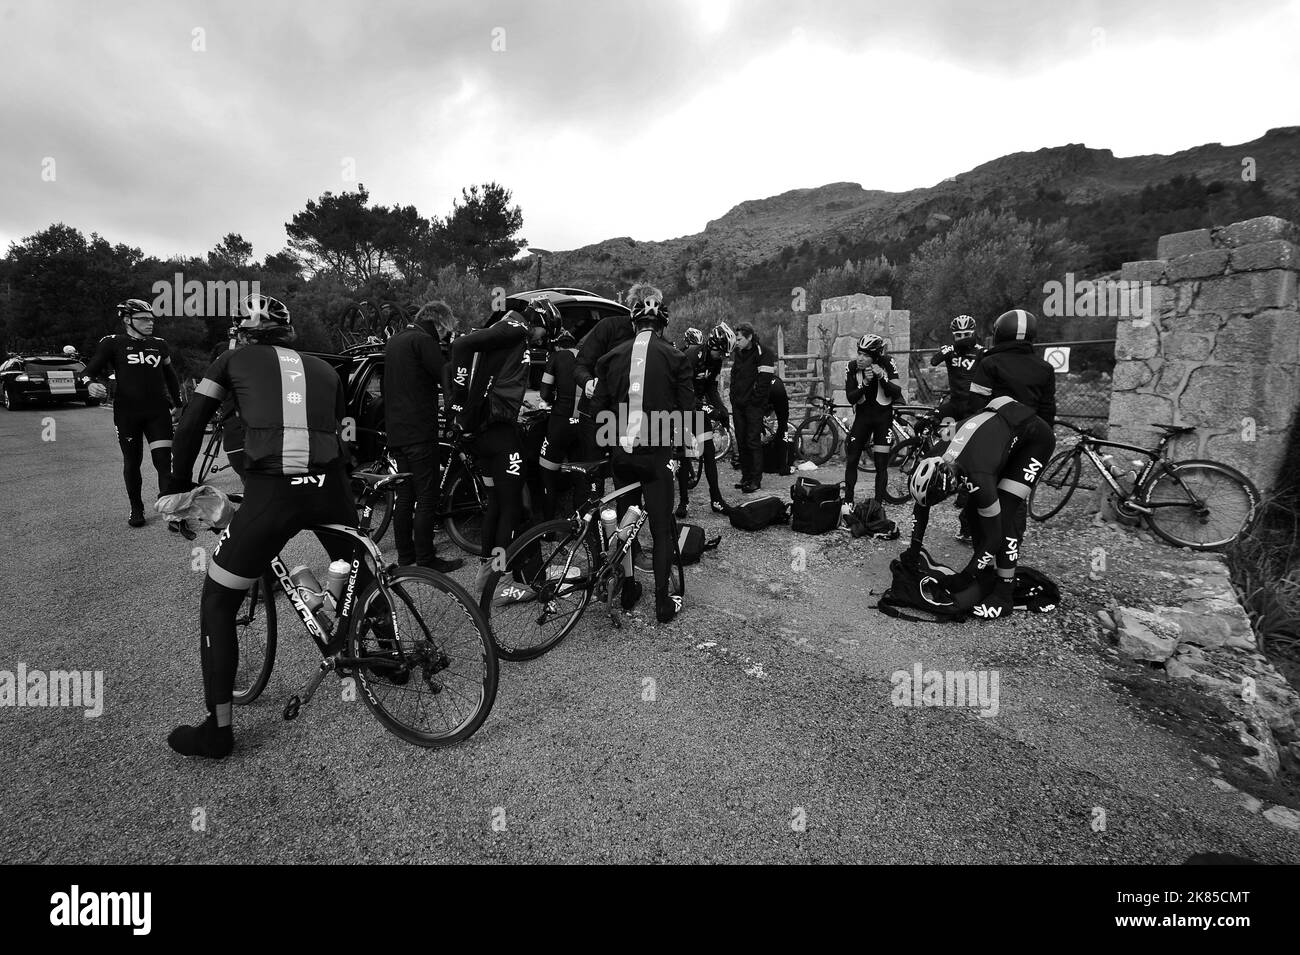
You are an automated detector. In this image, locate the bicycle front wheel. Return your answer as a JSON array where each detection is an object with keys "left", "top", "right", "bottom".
[
  {"left": 351, "top": 463, "right": 395, "bottom": 543},
  {"left": 1142, "top": 460, "right": 1260, "bottom": 550},
  {"left": 232, "top": 573, "right": 277, "bottom": 705},
  {"left": 351, "top": 568, "right": 498, "bottom": 747},
  {"left": 795, "top": 415, "right": 837, "bottom": 465},
  {"left": 1028, "top": 449, "right": 1081, "bottom": 521},
  {"left": 883, "top": 437, "right": 923, "bottom": 505},
  {"left": 480, "top": 519, "right": 596, "bottom": 660},
  {"left": 443, "top": 464, "right": 486, "bottom": 556}
]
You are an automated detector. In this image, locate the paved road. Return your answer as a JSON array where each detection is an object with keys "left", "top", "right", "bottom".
[{"left": 2, "top": 405, "right": 1297, "bottom": 863}]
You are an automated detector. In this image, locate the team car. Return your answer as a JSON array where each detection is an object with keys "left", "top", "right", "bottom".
[{"left": 0, "top": 347, "right": 99, "bottom": 410}]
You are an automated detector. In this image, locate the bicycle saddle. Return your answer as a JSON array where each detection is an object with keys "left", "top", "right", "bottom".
[
  {"left": 352, "top": 470, "right": 413, "bottom": 487},
  {"left": 1152, "top": 423, "right": 1194, "bottom": 434},
  {"left": 559, "top": 459, "right": 610, "bottom": 476}
]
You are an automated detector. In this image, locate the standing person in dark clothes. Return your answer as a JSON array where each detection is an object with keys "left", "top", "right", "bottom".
[
  {"left": 968, "top": 309, "right": 1057, "bottom": 427},
  {"left": 538, "top": 327, "right": 584, "bottom": 519},
  {"left": 842, "top": 333, "right": 902, "bottom": 511},
  {"left": 383, "top": 300, "right": 464, "bottom": 573},
  {"left": 729, "top": 323, "right": 775, "bottom": 494}
]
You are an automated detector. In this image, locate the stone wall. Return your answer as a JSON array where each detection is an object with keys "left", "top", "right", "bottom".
[
  {"left": 1111, "top": 216, "right": 1300, "bottom": 493},
  {"left": 805, "top": 294, "right": 911, "bottom": 405}
]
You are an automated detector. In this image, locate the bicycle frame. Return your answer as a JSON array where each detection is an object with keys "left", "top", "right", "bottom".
[
  {"left": 1066, "top": 431, "right": 1179, "bottom": 514},
  {"left": 545, "top": 480, "right": 646, "bottom": 588}
]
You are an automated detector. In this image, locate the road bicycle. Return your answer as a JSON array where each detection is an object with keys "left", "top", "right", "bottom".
[
  {"left": 794, "top": 395, "right": 916, "bottom": 470},
  {"left": 196, "top": 407, "right": 235, "bottom": 483},
  {"left": 1029, "top": 421, "right": 1260, "bottom": 550},
  {"left": 881, "top": 406, "right": 953, "bottom": 504},
  {"left": 682, "top": 401, "right": 734, "bottom": 488},
  {"left": 477, "top": 458, "right": 685, "bottom": 660},
  {"left": 224, "top": 471, "right": 498, "bottom": 747}
]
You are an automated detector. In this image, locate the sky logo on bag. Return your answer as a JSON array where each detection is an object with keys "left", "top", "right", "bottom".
[
  {"left": 972, "top": 604, "right": 1004, "bottom": 619},
  {"left": 506, "top": 452, "right": 522, "bottom": 477}
]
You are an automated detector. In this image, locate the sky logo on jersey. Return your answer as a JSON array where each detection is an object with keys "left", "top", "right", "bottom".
[
  {"left": 126, "top": 352, "right": 162, "bottom": 367},
  {"left": 506, "top": 452, "right": 522, "bottom": 477},
  {"left": 290, "top": 475, "right": 326, "bottom": 487},
  {"left": 454, "top": 366, "right": 468, "bottom": 387}
]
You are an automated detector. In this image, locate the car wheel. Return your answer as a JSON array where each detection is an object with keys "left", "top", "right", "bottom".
[{"left": 2, "top": 386, "right": 18, "bottom": 410}]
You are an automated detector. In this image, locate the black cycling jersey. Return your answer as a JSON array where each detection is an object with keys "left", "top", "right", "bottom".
[
  {"left": 574, "top": 312, "right": 635, "bottom": 390},
  {"left": 540, "top": 347, "right": 581, "bottom": 420},
  {"left": 684, "top": 343, "right": 727, "bottom": 423},
  {"left": 969, "top": 341, "right": 1057, "bottom": 426},
  {"left": 449, "top": 312, "right": 532, "bottom": 434},
  {"left": 82, "top": 334, "right": 180, "bottom": 409},
  {"left": 930, "top": 342, "right": 985, "bottom": 414},
  {"left": 173, "top": 344, "right": 346, "bottom": 480},
  {"left": 943, "top": 396, "right": 1053, "bottom": 503},
  {"left": 591, "top": 330, "right": 696, "bottom": 454},
  {"left": 845, "top": 354, "right": 902, "bottom": 417}
]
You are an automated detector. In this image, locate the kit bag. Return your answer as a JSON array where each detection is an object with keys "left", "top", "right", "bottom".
[
  {"left": 676, "top": 523, "right": 721, "bottom": 565},
  {"left": 789, "top": 477, "right": 842, "bottom": 535},
  {"left": 728, "top": 495, "right": 790, "bottom": 532}
]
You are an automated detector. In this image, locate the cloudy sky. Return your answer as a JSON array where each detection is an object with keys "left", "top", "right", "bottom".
[{"left": 1, "top": 0, "right": 1297, "bottom": 261}]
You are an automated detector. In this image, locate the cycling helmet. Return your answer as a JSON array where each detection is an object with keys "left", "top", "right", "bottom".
[
  {"left": 522, "top": 297, "right": 561, "bottom": 342},
  {"left": 117, "top": 298, "right": 154, "bottom": 325},
  {"left": 238, "top": 293, "right": 291, "bottom": 331},
  {"left": 910, "top": 456, "right": 958, "bottom": 507},
  {"left": 857, "top": 333, "right": 886, "bottom": 356},
  {"left": 62, "top": 345, "right": 77, "bottom": 357},
  {"left": 950, "top": 315, "right": 976, "bottom": 337},
  {"left": 554, "top": 327, "right": 576, "bottom": 347},
  {"left": 708, "top": 322, "right": 736, "bottom": 352},
  {"left": 630, "top": 295, "right": 670, "bottom": 328},
  {"left": 683, "top": 327, "right": 703, "bottom": 347},
  {"left": 993, "top": 308, "right": 1036, "bottom": 343}
]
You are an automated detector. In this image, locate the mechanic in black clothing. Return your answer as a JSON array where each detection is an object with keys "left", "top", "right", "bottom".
[
  {"left": 591, "top": 287, "right": 697, "bottom": 624},
  {"left": 383, "top": 300, "right": 464, "bottom": 573},
  {"left": 843, "top": 333, "right": 902, "bottom": 510},
  {"left": 969, "top": 309, "right": 1057, "bottom": 427},
  {"left": 674, "top": 321, "right": 733, "bottom": 516},
  {"left": 538, "top": 327, "right": 585, "bottom": 519},
  {"left": 449, "top": 297, "right": 560, "bottom": 591},
  {"left": 729, "top": 323, "right": 776, "bottom": 493},
  {"left": 165, "top": 294, "right": 369, "bottom": 759},
  {"left": 81, "top": 298, "right": 185, "bottom": 530},
  {"left": 929, "top": 314, "right": 986, "bottom": 542}
]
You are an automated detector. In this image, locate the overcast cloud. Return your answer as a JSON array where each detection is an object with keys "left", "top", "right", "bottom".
[{"left": 1, "top": 0, "right": 1297, "bottom": 260}]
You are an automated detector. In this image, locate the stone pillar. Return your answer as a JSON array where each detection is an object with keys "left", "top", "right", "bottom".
[
  {"left": 1110, "top": 216, "right": 1300, "bottom": 494},
  {"left": 805, "top": 294, "right": 911, "bottom": 405}
]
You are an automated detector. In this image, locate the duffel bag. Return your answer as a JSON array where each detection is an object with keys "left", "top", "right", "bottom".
[
  {"left": 790, "top": 476, "right": 843, "bottom": 504},
  {"left": 728, "top": 495, "right": 790, "bottom": 532}
]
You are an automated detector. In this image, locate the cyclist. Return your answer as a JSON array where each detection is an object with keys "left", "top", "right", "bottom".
[
  {"left": 166, "top": 294, "right": 366, "bottom": 759},
  {"left": 449, "top": 297, "right": 560, "bottom": 591},
  {"left": 81, "top": 298, "right": 185, "bottom": 531},
  {"left": 729, "top": 323, "right": 776, "bottom": 494},
  {"left": 675, "top": 322, "right": 733, "bottom": 515},
  {"left": 970, "top": 308, "right": 1057, "bottom": 427},
  {"left": 905, "top": 395, "right": 1055, "bottom": 619},
  {"left": 383, "top": 300, "right": 464, "bottom": 573},
  {"left": 680, "top": 327, "right": 703, "bottom": 351},
  {"left": 590, "top": 287, "right": 696, "bottom": 624},
  {"left": 538, "top": 326, "right": 584, "bottom": 519},
  {"left": 843, "top": 333, "right": 902, "bottom": 511},
  {"left": 930, "top": 315, "right": 986, "bottom": 543}
]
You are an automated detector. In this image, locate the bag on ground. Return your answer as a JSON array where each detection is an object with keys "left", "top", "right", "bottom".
[
  {"left": 847, "top": 498, "right": 900, "bottom": 540},
  {"left": 728, "top": 495, "right": 790, "bottom": 532},
  {"left": 676, "top": 523, "right": 721, "bottom": 565},
  {"left": 790, "top": 477, "right": 842, "bottom": 535},
  {"left": 876, "top": 557, "right": 967, "bottom": 622},
  {"left": 1013, "top": 565, "right": 1060, "bottom": 612}
]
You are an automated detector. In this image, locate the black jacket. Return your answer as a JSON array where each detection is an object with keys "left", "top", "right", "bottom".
[
  {"left": 575, "top": 312, "right": 635, "bottom": 390},
  {"left": 591, "top": 330, "right": 696, "bottom": 454},
  {"left": 449, "top": 312, "right": 532, "bottom": 434},
  {"left": 969, "top": 341, "right": 1057, "bottom": 427},
  {"left": 845, "top": 354, "right": 902, "bottom": 416},
  {"left": 541, "top": 347, "right": 581, "bottom": 419},
  {"left": 729, "top": 342, "right": 776, "bottom": 407},
  {"left": 383, "top": 325, "right": 444, "bottom": 447}
]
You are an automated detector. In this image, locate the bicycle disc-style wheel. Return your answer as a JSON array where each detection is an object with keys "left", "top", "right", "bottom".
[
  {"left": 1028, "top": 448, "right": 1082, "bottom": 522},
  {"left": 351, "top": 568, "right": 498, "bottom": 747},
  {"left": 232, "top": 573, "right": 277, "bottom": 705},
  {"left": 883, "top": 437, "right": 923, "bottom": 505},
  {"left": 1142, "top": 460, "right": 1260, "bottom": 550},
  {"left": 479, "top": 519, "right": 596, "bottom": 660},
  {"left": 795, "top": 415, "right": 837, "bottom": 465},
  {"left": 443, "top": 464, "right": 486, "bottom": 556}
]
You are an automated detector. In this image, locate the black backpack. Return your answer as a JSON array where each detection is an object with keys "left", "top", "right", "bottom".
[
  {"left": 677, "top": 523, "right": 721, "bottom": 565},
  {"left": 728, "top": 495, "right": 790, "bottom": 532},
  {"left": 877, "top": 552, "right": 968, "bottom": 622},
  {"left": 764, "top": 435, "right": 797, "bottom": 475},
  {"left": 790, "top": 477, "right": 842, "bottom": 535},
  {"left": 1013, "top": 566, "right": 1060, "bottom": 612}
]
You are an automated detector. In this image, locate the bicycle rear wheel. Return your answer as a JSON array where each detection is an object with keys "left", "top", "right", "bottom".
[
  {"left": 883, "top": 437, "right": 923, "bottom": 505},
  {"left": 1142, "top": 460, "right": 1260, "bottom": 550},
  {"left": 480, "top": 519, "right": 595, "bottom": 660},
  {"left": 443, "top": 464, "right": 486, "bottom": 556},
  {"left": 351, "top": 568, "right": 498, "bottom": 747},
  {"left": 232, "top": 573, "right": 277, "bottom": 705},
  {"left": 351, "top": 464, "right": 394, "bottom": 543},
  {"left": 795, "top": 415, "right": 837, "bottom": 465},
  {"left": 1028, "top": 449, "right": 1081, "bottom": 521}
]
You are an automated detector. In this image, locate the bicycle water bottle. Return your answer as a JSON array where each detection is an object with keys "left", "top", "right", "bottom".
[
  {"left": 289, "top": 565, "right": 334, "bottom": 633},
  {"left": 618, "top": 506, "right": 643, "bottom": 541},
  {"left": 600, "top": 507, "right": 619, "bottom": 546},
  {"left": 323, "top": 559, "right": 352, "bottom": 608}
]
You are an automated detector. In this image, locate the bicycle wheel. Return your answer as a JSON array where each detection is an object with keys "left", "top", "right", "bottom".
[
  {"left": 712, "top": 425, "right": 732, "bottom": 462},
  {"left": 1142, "top": 460, "right": 1260, "bottom": 550},
  {"left": 479, "top": 519, "right": 596, "bottom": 660},
  {"left": 795, "top": 415, "right": 837, "bottom": 465},
  {"left": 883, "top": 437, "right": 923, "bottom": 505},
  {"left": 686, "top": 455, "right": 703, "bottom": 490},
  {"left": 443, "top": 464, "right": 486, "bottom": 555},
  {"left": 1028, "top": 448, "right": 1081, "bottom": 521},
  {"left": 351, "top": 464, "right": 394, "bottom": 544},
  {"left": 232, "top": 573, "right": 277, "bottom": 705},
  {"left": 350, "top": 568, "right": 498, "bottom": 747}
]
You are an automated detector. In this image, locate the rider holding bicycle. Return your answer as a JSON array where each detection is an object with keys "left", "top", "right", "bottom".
[
  {"left": 538, "top": 326, "right": 584, "bottom": 519},
  {"left": 166, "top": 294, "right": 363, "bottom": 759},
  {"left": 81, "top": 299, "right": 184, "bottom": 530},
  {"left": 449, "top": 297, "right": 560, "bottom": 591},
  {"left": 591, "top": 286, "right": 696, "bottom": 624},
  {"left": 843, "top": 334, "right": 902, "bottom": 511}
]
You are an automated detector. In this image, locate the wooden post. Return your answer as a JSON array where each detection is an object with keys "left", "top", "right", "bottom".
[{"left": 776, "top": 325, "right": 785, "bottom": 379}]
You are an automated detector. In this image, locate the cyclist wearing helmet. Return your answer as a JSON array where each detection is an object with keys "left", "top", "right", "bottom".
[
  {"left": 729, "top": 323, "right": 776, "bottom": 494},
  {"left": 931, "top": 315, "right": 986, "bottom": 421},
  {"left": 450, "top": 296, "right": 559, "bottom": 590},
  {"left": 902, "top": 395, "right": 1054, "bottom": 619},
  {"left": 674, "top": 322, "right": 733, "bottom": 514},
  {"left": 382, "top": 300, "right": 465, "bottom": 574},
  {"left": 680, "top": 327, "right": 704, "bottom": 350},
  {"left": 82, "top": 298, "right": 183, "bottom": 529},
  {"left": 538, "top": 325, "right": 584, "bottom": 519},
  {"left": 970, "top": 309, "right": 1056, "bottom": 426},
  {"left": 166, "top": 294, "right": 366, "bottom": 759},
  {"left": 844, "top": 333, "right": 902, "bottom": 509},
  {"left": 590, "top": 285, "right": 696, "bottom": 624}
]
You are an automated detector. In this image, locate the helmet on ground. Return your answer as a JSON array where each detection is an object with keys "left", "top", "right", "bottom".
[
  {"left": 910, "top": 456, "right": 958, "bottom": 507},
  {"left": 238, "top": 294, "right": 291, "bottom": 332},
  {"left": 857, "top": 333, "right": 886, "bottom": 356},
  {"left": 683, "top": 327, "right": 703, "bottom": 347},
  {"left": 992, "top": 308, "right": 1036, "bottom": 343},
  {"left": 522, "top": 297, "right": 561, "bottom": 341},
  {"left": 708, "top": 322, "right": 736, "bottom": 352},
  {"left": 117, "top": 299, "right": 154, "bottom": 323},
  {"left": 950, "top": 315, "right": 976, "bottom": 337}
]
